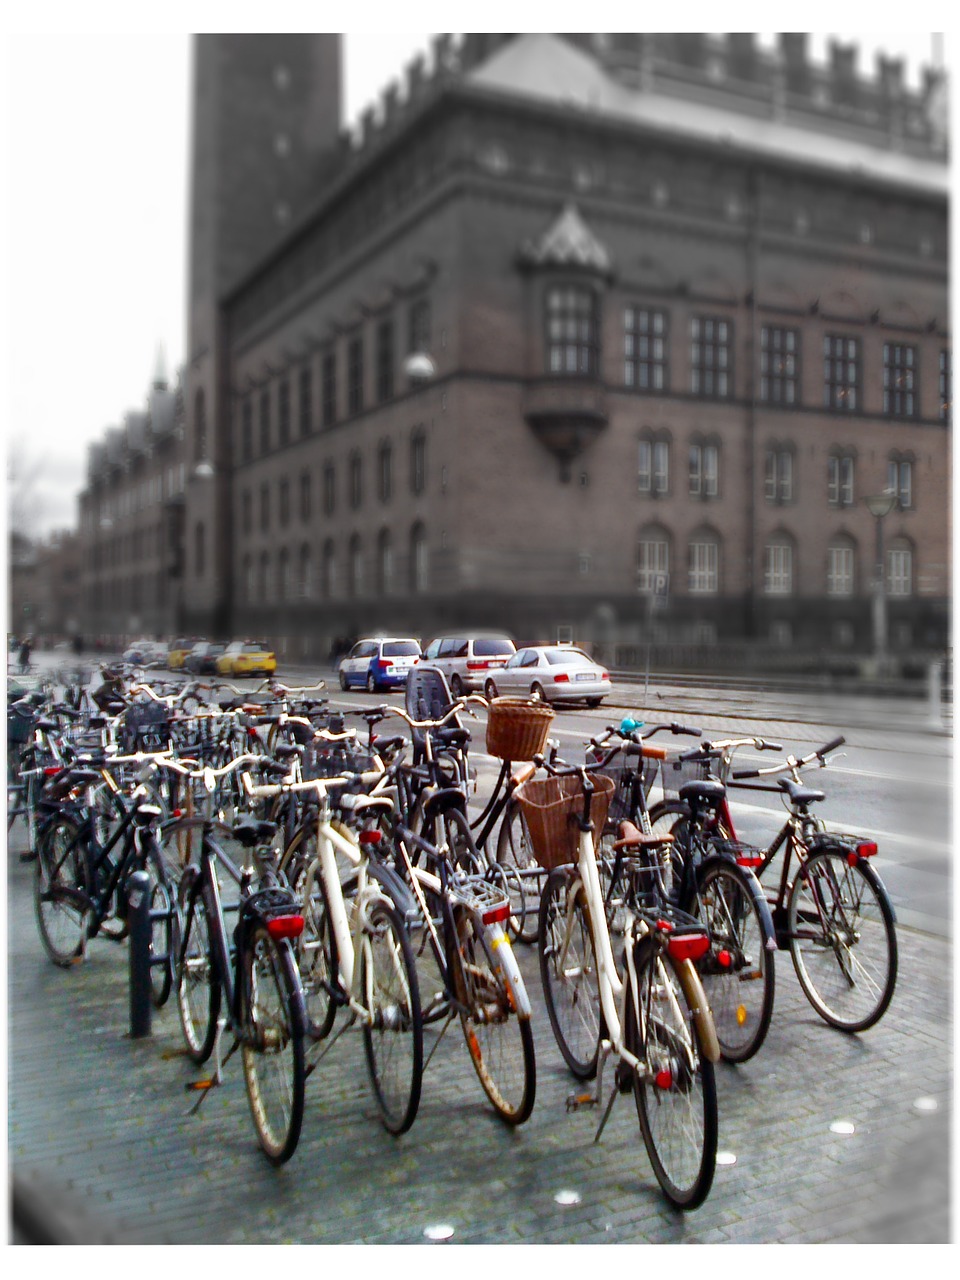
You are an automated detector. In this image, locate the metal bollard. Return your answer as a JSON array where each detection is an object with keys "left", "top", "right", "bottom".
[{"left": 126, "top": 869, "right": 152, "bottom": 1038}]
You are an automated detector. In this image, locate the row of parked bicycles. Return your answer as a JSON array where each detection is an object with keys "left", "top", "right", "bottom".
[{"left": 7, "top": 659, "right": 897, "bottom": 1212}]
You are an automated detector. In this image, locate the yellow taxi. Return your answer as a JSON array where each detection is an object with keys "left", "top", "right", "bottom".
[
  {"left": 167, "top": 637, "right": 194, "bottom": 671},
  {"left": 216, "top": 639, "right": 277, "bottom": 678}
]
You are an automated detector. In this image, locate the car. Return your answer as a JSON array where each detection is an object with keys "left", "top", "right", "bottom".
[
  {"left": 123, "top": 640, "right": 167, "bottom": 667},
  {"left": 417, "top": 632, "right": 516, "bottom": 697},
  {"left": 483, "top": 644, "right": 611, "bottom": 707},
  {"left": 184, "top": 640, "right": 226, "bottom": 675},
  {"left": 338, "top": 637, "right": 422, "bottom": 692},
  {"left": 215, "top": 640, "right": 277, "bottom": 678},
  {"left": 167, "top": 637, "right": 195, "bottom": 671}
]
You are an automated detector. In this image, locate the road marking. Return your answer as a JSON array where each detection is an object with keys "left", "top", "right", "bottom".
[{"left": 724, "top": 800, "right": 950, "bottom": 855}]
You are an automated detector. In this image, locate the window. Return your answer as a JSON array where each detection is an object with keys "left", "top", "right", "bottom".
[
  {"left": 300, "top": 471, "right": 311, "bottom": 521},
  {"left": 377, "top": 528, "right": 393, "bottom": 595},
  {"left": 241, "top": 490, "right": 252, "bottom": 534},
  {"left": 347, "top": 337, "right": 364, "bottom": 416},
  {"left": 887, "top": 543, "right": 913, "bottom": 597},
  {"left": 241, "top": 398, "right": 253, "bottom": 463},
  {"left": 823, "top": 335, "right": 860, "bottom": 411},
  {"left": 690, "top": 316, "right": 731, "bottom": 398},
  {"left": 194, "top": 390, "right": 207, "bottom": 461},
  {"left": 259, "top": 388, "right": 271, "bottom": 453},
  {"left": 298, "top": 544, "right": 311, "bottom": 598},
  {"left": 637, "top": 528, "right": 669, "bottom": 592},
  {"left": 760, "top": 326, "right": 799, "bottom": 405},
  {"left": 349, "top": 453, "right": 362, "bottom": 509},
  {"left": 410, "top": 523, "right": 428, "bottom": 593},
  {"left": 243, "top": 554, "right": 254, "bottom": 602},
  {"left": 278, "top": 377, "right": 291, "bottom": 444},
  {"left": 348, "top": 534, "right": 363, "bottom": 597},
  {"left": 322, "top": 352, "right": 336, "bottom": 428},
  {"left": 827, "top": 541, "right": 855, "bottom": 596},
  {"left": 887, "top": 456, "right": 913, "bottom": 510},
  {"left": 299, "top": 366, "right": 313, "bottom": 436},
  {"left": 688, "top": 533, "right": 719, "bottom": 594},
  {"left": 260, "top": 483, "right": 270, "bottom": 531},
  {"left": 638, "top": 438, "right": 669, "bottom": 495},
  {"left": 764, "top": 447, "right": 794, "bottom": 504},
  {"left": 939, "top": 349, "right": 951, "bottom": 422},
  {"left": 763, "top": 538, "right": 794, "bottom": 595},
  {"left": 376, "top": 320, "right": 394, "bottom": 403},
  {"left": 279, "top": 547, "right": 292, "bottom": 600},
  {"left": 409, "top": 297, "right": 431, "bottom": 354},
  {"left": 323, "top": 463, "right": 335, "bottom": 516},
  {"left": 828, "top": 453, "right": 855, "bottom": 507},
  {"left": 378, "top": 443, "right": 392, "bottom": 502},
  {"left": 689, "top": 442, "right": 719, "bottom": 498},
  {"left": 279, "top": 478, "right": 290, "bottom": 527},
  {"left": 411, "top": 433, "right": 426, "bottom": 495},
  {"left": 546, "top": 286, "right": 598, "bottom": 376},
  {"left": 321, "top": 539, "right": 336, "bottom": 598},
  {"left": 882, "top": 344, "right": 917, "bottom": 418},
  {"left": 624, "top": 308, "right": 668, "bottom": 391}
]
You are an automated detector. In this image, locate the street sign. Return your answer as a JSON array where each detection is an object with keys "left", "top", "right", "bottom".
[{"left": 653, "top": 572, "right": 669, "bottom": 603}]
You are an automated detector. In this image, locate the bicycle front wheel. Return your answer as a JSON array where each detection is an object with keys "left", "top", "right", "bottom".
[
  {"left": 497, "top": 799, "right": 540, "bottom": 943},
  {"left": 241, "top": 926, "right": 306, "bottom": 1165},
  {"left": 297, "top": 860, "right": 338, "bottom": 1040},
  {"left": 689, "top": 858, "right": 775, "bottom": 1062},
  {"left": 788, "top": 848, "right": 897, "bottom": 1032},
  {"left": 144, "top": 843, "right": 176, "bottom": 1008},
  {"left": 538, "top": 868, "right": 601, "bottom": 1079},
  {"left": 360, "top": 900, "right": 423, "bottom": 1135},
  {"left": 34, "top": 816, "right": 89, "bottom": 967},
  {"left": 628, "top": 937, "right": 718, "bottom": 1210},
  {"left": 176, "top": 875, "right": 222, "bottom": 1063}
]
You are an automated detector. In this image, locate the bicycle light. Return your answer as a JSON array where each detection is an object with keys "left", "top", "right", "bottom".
[
  {"left": 266, "top": 915, "right": 304, "bottom": 940},
  {"left": 667, "top": 934, "right": 711, "bottom": 963},
  {"left": 853, "top": 841, "right": 878, "bottom": 862}
]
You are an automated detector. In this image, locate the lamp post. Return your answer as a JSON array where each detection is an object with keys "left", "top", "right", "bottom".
[{"left": 864, "top": 489, "right": 897, "bottom": 667}]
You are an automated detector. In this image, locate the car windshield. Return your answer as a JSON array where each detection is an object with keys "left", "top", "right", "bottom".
[
  {"left": 383, "top": 641, "right": 419, "bottom": 657},
  {"left": 545, "top": 648, "right": 591, "bottom": 665},
  {"left": 245, "top": 642, "right": 269, "bottom": 653},
  {"left": 473, "top": 637, "right": 514, "bottom": 656}
]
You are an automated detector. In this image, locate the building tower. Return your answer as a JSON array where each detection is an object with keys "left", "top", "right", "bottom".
[{"left": 183, "top": 34, "right": 342, "bottom": 635}]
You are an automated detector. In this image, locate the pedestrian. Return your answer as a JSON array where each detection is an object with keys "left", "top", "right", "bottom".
[{"left": 18, "top": 636, "right": 32, "bottom": 674}]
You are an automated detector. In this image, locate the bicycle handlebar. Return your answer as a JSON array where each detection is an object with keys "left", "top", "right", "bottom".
[
  {"left": 380, "top": 696, "right": 487, "bottom": 731},
  {"left": 732, "top": 735, "right": 846, "bottom": 780}
]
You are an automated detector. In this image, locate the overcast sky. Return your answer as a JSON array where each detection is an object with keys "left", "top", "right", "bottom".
[{"left": 1, "top": 14, "right": 951, "bottom": 539}]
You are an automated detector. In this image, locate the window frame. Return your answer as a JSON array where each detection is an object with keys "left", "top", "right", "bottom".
[
  {"left": 638, "top": 436, "right": 669, "bottom": 496},
  {"left": 760, "top": 325, "right": 800, "bottom": 406},
  {"left": 376, "top": 319, "right": 394, "bottom": 403},
  {"left": 689, "top": 441, "right": 720, "bottom": 499},
  {"left": 688, "top": 534, "right": 720, "bottom": 594},
  {"left": 347, "top": 337, "right": 364, "bottom": 417},
  {"left": 690, "top": 315, "right": 732, "bottom": 400},
  {"left": 823, "top": 334, "right": 861, "bottom": 412},
  {"left": 882, "top": 343, "right": 918, "bottom": 419},
  {"left": 545, "top": 284, "right": 599, "bottom": 377},
  {"left": 624, "top": 306, "right": 668, "bottom": 392}
]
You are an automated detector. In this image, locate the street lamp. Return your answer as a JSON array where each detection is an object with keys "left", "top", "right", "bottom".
[
  {"left": 864, "top": 488, "right": 897, "bottom": 666},
  {"left": 403, "top": 351, "right": 436, "bottom": 384}
]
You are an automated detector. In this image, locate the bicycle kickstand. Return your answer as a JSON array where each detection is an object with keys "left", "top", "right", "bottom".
[{"left": 184, "top": 1016, "right": 236, "bottom": 1114}]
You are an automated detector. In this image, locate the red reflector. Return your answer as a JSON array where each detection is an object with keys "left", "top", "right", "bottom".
[
  {"left": 856, "top": 842, "right": 878, "bottom": 858},
  {"left": 44, "top": 767, "right": 61, "bottom": 777},
  {"left": 482, "top": 902, "right": 511, "bottom": 925},
  {"left": 247, "top": 727, "right": 259, "bottom": 739},
  {"left": 656, "top": 919, "right": 673, "bottom": 933},
  {"left": 717, "top": 949, "right": 732, "bottom": 969},
  {"left": 359, "top": 829, "right": 383, "bottom": 845},
  {"left": 655, "top": 1069, "right": 673, "bottom": 1090},
  {"left": 172, "top": 809, "right": 182, "bottom": 818},
  {"left": 553, "top": 672, "right": 570, "bottom": 683},
  {"left": 668, "top": 934, "right": 710, "bottom": 963},
  {"left": 736, "top": 855, "right": 764, "bottom": 868},
  {"left": 266, "top": 916, "right": 304, "bottom": 940}
]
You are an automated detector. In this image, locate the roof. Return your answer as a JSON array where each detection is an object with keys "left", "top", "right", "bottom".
[
  {"left": 469, "top": 34, "right": 949, "bottom": 197},
  {"left": 519, "top": 203, "right": 613, "bottom": 274}
]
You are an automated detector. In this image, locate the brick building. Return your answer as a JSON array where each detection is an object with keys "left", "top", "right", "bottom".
[{"left": 78, "top": 33, "right": 951, "bottom": 667}]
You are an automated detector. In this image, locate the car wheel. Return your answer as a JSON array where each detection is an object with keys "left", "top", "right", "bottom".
[
  {"left": 366, "top": 672, "right": 377, "bottom": 694},
  {"left": 450, "top": 674, "right": 464, "bottom": 699},
  {"left": 586, "top": 698, "right": 603, "bottom": 708},
  {"left": 339, "top": 671, "right": 348, "bottom": 690},
  {"left": 531, "top": 682, "right": 547, "bottom": 702},
  {"left": 484, "top": 679, "right": 498, "bottom": 701}
]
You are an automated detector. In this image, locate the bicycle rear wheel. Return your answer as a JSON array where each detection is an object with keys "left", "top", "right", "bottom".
[
  {"left": 34, "top": 816, "right": 89, "bottom": 967},
  {"left": 689, "top": 858, "right": 775, "bottom": 1062},
  {"left": 788, "top": 848, "right": 897, "bottom": 1032},
  {"left": 628, "top": 936, "right": 717, "bottom": 1210},
  {"left": 176, "top": 874, "right": 222, "bottom": 1063},
  {"left": 457, "top": 910, "right": 536, "bottom": 1124},
  {"left": 496, "top": 799, "right": 540, "bottom": 943},
  {"left": 143, "top": 844, "right": 176, "bottom": 1008},
  {"left": 297, "top": 860, "right": 338, "bottom": 1040},
  {"left": 360, "top": 899, "right": 423, "bottom": 1134},
  {"left": 538, "top": 867, "right": 601, "bottom": 1079},
  {"left": 241, "top": 926, "right": 306, "bottom": 1165}
]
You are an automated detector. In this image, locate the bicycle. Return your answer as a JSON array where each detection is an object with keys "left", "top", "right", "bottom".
[
  {"left": 520, "top": 753, "right": 719, "bottom": 1209},
  {"left": 649, "top": 735, "right": 897, "bottom": 1034}
]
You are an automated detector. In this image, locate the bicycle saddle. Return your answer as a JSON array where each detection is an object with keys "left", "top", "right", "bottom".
[
  {"left": 678, "top": 778, "right": 726, "bottom": 809},
  {"left": 422, "top": 787, "right": 468, "bottom": 821},
  {"left": 779, "top": 778, "right": 825, "bottom": 807},
  {"left": 613, "top": 820, "right": 673, "bottom": 849},
  {"left": 232, "top": 816, "right": 277, "bottom": 848}
]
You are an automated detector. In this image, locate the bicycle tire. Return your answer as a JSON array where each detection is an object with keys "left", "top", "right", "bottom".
[
  {"left": 457, "top": 909, "right": 536, "bottom": 1124},
  {"left": 628, "top": 935, "right": 718, "bottom": 1210},
  {"left": 423, "top": 806, "right": 483, "bottom": 877},
  {"left": 686, "top": 857, "right": 776, "bottom": 1063},
  {"left": 297, "top": 859, "right": 338, "bottom": 1040},
  {"left": 34, "top": 815, "right": 89, "bottom": 967},
  {"left": 496, "top": 798, "right": 540, "bottom": 944},
  {"left": 176, "top": 873, "right": 222, "bottom": 1063},
  {"left": 360, "top": 899, "right": 423, "bottom": 1134},
  {"left": 144, "top": 842, "right": 176, "bottom": 1008},
  {"left": 788, "top": 847, "right": 897, "bottom": 1032},
  {"left": 645, "top": 800, "right": 692, "bottom": 903},
  {"left": 241, "top": 925, "right": 306, "bottom": 1165},
  {"left": 538, "top": 867, "right": 601, "bottom": 1080}
]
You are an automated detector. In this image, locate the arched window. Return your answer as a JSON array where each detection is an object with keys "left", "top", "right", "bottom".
[
  {"left": 763, "top": 532, "right": 796, "bottom": 595},
  {"left": 764, "top": 443, "right": 795, "bottom": 504},
  {"left": 637, "top": 524, "right": 670, "bottom": 592},
  {"left": 349, "top": 534, "right": 363, "bottom": 597},
  {"left": 638, "top": 433, "right": 670, "bottom": 496},
  {"left": 377, "top": 528, "right": 393, "bottom": 595},
  {"left": 689, "top": 436, "right": 720, "bottom": 498},
  {"left": 887, "top": 452, "right": 914, "bottom": 511},
  {"left": 298, "top": 544, "right": 311, "bottom": 599},
  {"left": 887, "top": 538, "right": 913, "bottom": 597},
  {"left": 826, "top": 535, "right": 856, "bottom": 597},
  {"left": 410, "top": 523, "right": 428, "bottom": 593},
  {"left": 688, "top": 527, "right": 720, "bottom": 594}
]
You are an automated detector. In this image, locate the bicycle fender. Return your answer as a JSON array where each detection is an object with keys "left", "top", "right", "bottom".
[
  {"left": 368, "top": 860, "right": 417, "bottom": 918},
  {"left": 701, "top": 853, "right": 778, "bottom": 945},
  {"left": 488, "top": 924, "right": 532, "bottom": 1018},
  {"left": 676, "top": 958, "right": 721, "bottom": 1064}
]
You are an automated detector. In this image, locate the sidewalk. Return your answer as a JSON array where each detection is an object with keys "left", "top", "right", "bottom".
[{"left": 7, "top": 824, "right": 951, "bottom": 1245}]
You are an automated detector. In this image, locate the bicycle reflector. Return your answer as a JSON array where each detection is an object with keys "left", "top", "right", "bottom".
[
  {"left": 266, "top": 915, "right": 305, "bottom": 940},
  {"left": 481, "top": 901, "right": 511, "bottom": 926},
  {"left": 359, "top": 829, "right": 382, "bottom": 845},
  {"left": 667, "top": 934, "right": 710, "bottom": 964},
  {"left": 849, "top": 841, "right": 878, "bottom": 865},
  {"left": 44, "top": 767, "right": 61, "bottom": 777}
]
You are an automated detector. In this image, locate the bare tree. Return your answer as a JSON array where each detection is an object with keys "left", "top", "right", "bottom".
[{"left": 7, "top": 443, "right": 42, "bottom": 538}]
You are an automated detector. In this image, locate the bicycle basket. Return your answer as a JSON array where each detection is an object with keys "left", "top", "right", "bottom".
[
  {"left": 485, "top": 697, "right": 555, "bottom": 761},
  {"left": 514, "top": 772, "right": 615, "bottom": 871},
  {"left": 661, "top": 754, "right": 714, "bottom": 797},
  {"left": 7, "top": 704, "right": 36, "bottom": 747},
  {"left": 587, "top": 745, "right": 659, "bottom": 829},
  {"left": 301, "top": 741, "right": 380, "bottom": 780},
  {"left": 119, "top": 700, "right": 170, "bottom": 752}
]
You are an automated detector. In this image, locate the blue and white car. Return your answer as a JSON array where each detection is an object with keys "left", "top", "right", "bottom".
[{"left": 338, "top": 637, "right": 422, "bottom": 692}]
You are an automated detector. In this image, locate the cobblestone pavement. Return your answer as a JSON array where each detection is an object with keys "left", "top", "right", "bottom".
[{"left": 7, "top": 820, "right": 951, "bottom": 1246}]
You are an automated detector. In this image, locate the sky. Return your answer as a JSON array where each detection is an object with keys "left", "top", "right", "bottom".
[{"left": 1, "top": 10, "right": 953, "bottom": 539}]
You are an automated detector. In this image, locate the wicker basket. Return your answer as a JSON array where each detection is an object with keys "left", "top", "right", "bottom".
[
  {"left": 485, "top": 697, "right": 555, "bottom": 761},
  {"left": 514, "top": 772, "right": 615, "bottom": 870}
]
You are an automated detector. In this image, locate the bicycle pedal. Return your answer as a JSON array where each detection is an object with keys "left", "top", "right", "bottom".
[{"left": 565, "top": 1091, "right": 598, "bottom": 1112}]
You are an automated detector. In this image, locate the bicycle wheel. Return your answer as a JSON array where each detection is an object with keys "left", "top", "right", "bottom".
[
  {"left": 788, "top": 848, "right": 897, "bottom": 1032},
  {"left": 457, "top": 909, "right": 536, "bottom": 1124},
  {"left": 538, "top": 868, "right": 600, "bottom": 1080},
  {"left": 34, "top": 816, "right": 89, "bottom": 967},
  {"left": 628, "top": 936, "right": 718, "bottom": 1210},
  {"left": 297, "top": 860, "right": 338, "bottom": 1040},
  {"left": 496, "top": 798, "right": 540, "bottom": 943},
  {"left": 645, "top": 801, "right": 692, "bottom": 903},
  {"left": 360, "top": 899, "right": 423, "bottom": 1134},
  {"left": 176, "top": 874, "right": 222, "bottom": 1063},
  {"left": 144, "top": 843, "right": 176, "bottom": 1008},
  {"left": 425, "top": 806, "right": 483, "bottom": 876},
  {"left": 241, "top": 926, "right": 306, "bottom": 1165},
  {"left": 688, "top": 858, "right": 775, "bottom": 1063}
]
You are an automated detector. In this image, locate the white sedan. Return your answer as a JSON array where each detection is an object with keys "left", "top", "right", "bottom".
[{"left": 482, "top": 645, "right": 611, "bottom": 707}]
